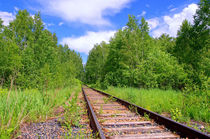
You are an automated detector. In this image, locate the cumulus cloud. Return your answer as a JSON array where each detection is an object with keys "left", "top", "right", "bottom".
[
  {"left": 35, "top": 0, "right": 132, "bottom": 26},
  {"left": 148, "top": 3, "right": 198, "bottom": 37},
  {"left": 147, "top": 18, "right": 159, "bottom": 30},
  {"left": 0, "top": 11, "right": 15, "bottom": 26},
  {"left": 61, "top": 30, "right": 116, "bottom": 54}
]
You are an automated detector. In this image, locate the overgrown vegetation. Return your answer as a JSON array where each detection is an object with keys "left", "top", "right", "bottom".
[
  {"left": 85, "top": 0, "right": 209, "bottom": 92},
  {"left": 0, "top": 10, "right": 84, "bottom": 91},
  {"left": 0, "top": 0, "right": 209, "bottom": 137},
  {"left": 0, "top": 9, "right": 84, "bottom": 138},
  {"left": 0, "top": 83, "right": 81, "bottom": 138},
  {"left": 104, "top": 87, "right": 209, "bottom": 123},
  {"left": 60, "top": 90, "right": 96, "bottom": 138}
]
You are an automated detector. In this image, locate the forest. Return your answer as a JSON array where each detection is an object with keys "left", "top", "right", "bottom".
[{"left": 0, "top": 10, "right": 84, "bottom": 91}]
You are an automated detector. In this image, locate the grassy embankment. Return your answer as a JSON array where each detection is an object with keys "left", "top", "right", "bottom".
[
  {"left": 0, "top": 83, "right": 81, "bottom": 138},
  {"left": 102, "top": 87, "right": 209, "bottom": 131}
]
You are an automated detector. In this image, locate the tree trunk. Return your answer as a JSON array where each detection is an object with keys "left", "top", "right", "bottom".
[{"left": 0, "top": 77, "right": 4, "bottom": 87}]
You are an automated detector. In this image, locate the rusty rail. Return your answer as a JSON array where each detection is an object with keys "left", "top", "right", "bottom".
[
  {"left": 82, "top": 87, "right": 106, "bottom": 139},
  {"left": 85, "top": 85, "right": 210, "bottom": 139}
]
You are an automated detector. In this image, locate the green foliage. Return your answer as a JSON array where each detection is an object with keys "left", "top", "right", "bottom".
[
  {"left": 85, "top": 15, "right": 188, "bottom": 90},
  {"left": 85, "top": 0, "right": 209, "bottom": 93},
  {"left": 84, "top": 1, "right": 209, "bottom": 126},
  {"left": 0, "top": 10, "right": 83, "bottom": 90},
  {"left": 173, "top": 0, "right": 210, "bottom": 90},
  {"left": 143, "top": 113, "right": 150, "bottom": 121},
  {"left": 0, "top": 10, "right": 84, "bottom": 137},
  {"left": 170, "top": 108, "right": 182, "bottom": 122},
  {"left": 85, "top": 41, "right": 109, "bottom": 86},
  {"left": 63, "top": 92, "right": 81, "bottom": 127},
  {"left": 0, "top": 84, "right": 81, "bottom": 138},
  {"left": 104, "top": 86, "right": 209, "bottom": 123},
  {"left": 0, "top": 88, "right": 7, "bottom": 95}
]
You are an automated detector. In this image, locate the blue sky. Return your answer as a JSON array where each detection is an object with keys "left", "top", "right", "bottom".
[{"left": 0, "top": 0, "right": 199, "bottom": 63}]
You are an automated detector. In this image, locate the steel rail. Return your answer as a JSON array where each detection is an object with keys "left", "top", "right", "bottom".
[
  {"left": 82, "top": 87, "right": 106, "bottom": 139},
  {"left": 87, "top": 86, "right": 210, "bottom": 139}
]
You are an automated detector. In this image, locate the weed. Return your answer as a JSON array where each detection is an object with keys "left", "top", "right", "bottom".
[
  {"left": 63, "top": 92, "right": 81, "bottom": 127},
  {"left": 128, "top": 105, "right": 138, "bottom": 114},
  {"left": 0, "top": 88, "right": 7, "bottom": 95},
  {"left": 103, "top": 97, "right": 109, "bottom": 104},
  {"left": 99, "top": 104, "right": 103, "bottom": 114},
  {"left": 144, "top": 113, "right": 150, "bottom": 121},
  {"left": 104, "top": 87, "right": 209, "bottom": 123},
  {"left": 109, "top": 96, "right": 117, "bottom": 102},
  {"left": 103, "top": 96, "right": 117, "bottom": 104},
  {"left": 0, "top": 85, "right": 80, "bottom": 138},
  {"left": 170, "top": 108, "right": 182, "bottom": 122}
]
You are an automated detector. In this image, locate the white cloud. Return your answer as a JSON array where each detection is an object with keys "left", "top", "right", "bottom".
[
  {"left": 47, "top": 23, "right": 54, "bottom": 27},
  {"left": 35, "top": 0, "right": 132, "bottom": 26},
  {"left": 137, "top": 11, "right": 146, "bottom": 17},
  {"left": 170, "top": 8, "right": 177, "bottom": 12},
  {"left": 14, "top": 7, "right": 19, "bottom": 11},
  {"left": 147, "top": 18, "right": 159, "bottom": 30},
  {"left": 122, "top": 26, "right": 128, "bottom": 30},
  {"left": 0, "top": 11, "right": 15, "bottom": 26},
  {"left": 61, "top": 30, "right": 116, "bottom": 54},
  {"left": 148, "top": 3, "right": 198, "bottom": 37},
  {"left": 168, "top": 5, "right": 174, "bottom": 9},
  {"left": 58, "top": 22, "right": 64, "bottom": 26}
]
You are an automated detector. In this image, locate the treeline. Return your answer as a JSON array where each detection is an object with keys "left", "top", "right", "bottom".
[
  {"left": 85, "top": 0, "right": 209, "bottom": 92},
  {"left": 0, "top": 10, "right": 83, "bottom": 91}
]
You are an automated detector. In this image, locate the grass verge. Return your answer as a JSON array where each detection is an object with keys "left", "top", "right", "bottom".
[
  {"left": 0, "top": 83, "right": 81, "bottom": 138},
  {"left": 103, "top": 86, "right": 209, "bottom": 132}
]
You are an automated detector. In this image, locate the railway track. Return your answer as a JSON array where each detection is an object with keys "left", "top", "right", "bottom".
[{"left": 82, "top": 86, "right": 210, "bottom": 139}]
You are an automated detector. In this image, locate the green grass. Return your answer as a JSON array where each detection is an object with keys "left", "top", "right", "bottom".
[
  {"left": 0, "top": 83, "right": 81, "bottom": 138},
  {"left": 103, "top": 86, "right": 209, "bottom": 123}
]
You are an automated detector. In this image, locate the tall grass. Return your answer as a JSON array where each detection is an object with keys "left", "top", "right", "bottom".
[
  {"left": 0, "top": 84, "right": 81, "bottom": 138},
  {"left": 104, "top": 87, "right": 209, "bottom": 123}
]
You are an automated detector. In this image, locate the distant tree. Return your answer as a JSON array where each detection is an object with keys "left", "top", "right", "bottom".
[
  {"left": 157, "top": 34, "right": 175, "bottom": 54},
  {"left": 85, "top": 42, "right": 109, "bottom": 85}
]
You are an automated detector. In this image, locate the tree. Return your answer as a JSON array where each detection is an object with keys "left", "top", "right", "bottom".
[
  {"left": 174, "top": 20, "right": 193, "bottom": 65},
  {"left": 192, "top": 0, "right": 210, "bottom": 51},
  {"left": 156, "top": 34, "right": 175, "bottom": 54},
  {"left": 0, "top": 10, "right": 83, "bottom": 90},
  {"left": 173, "top": 0, "right": 210, "bottom": 89},
  {"left": 85, "top": 42, "right": 109, "bottom": 85},
  {"left": 85, "top": 15, "right": 188, "bottom": 89},
  {"left": 0, "top": 25, "right": 22, "bottom": 91}
]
